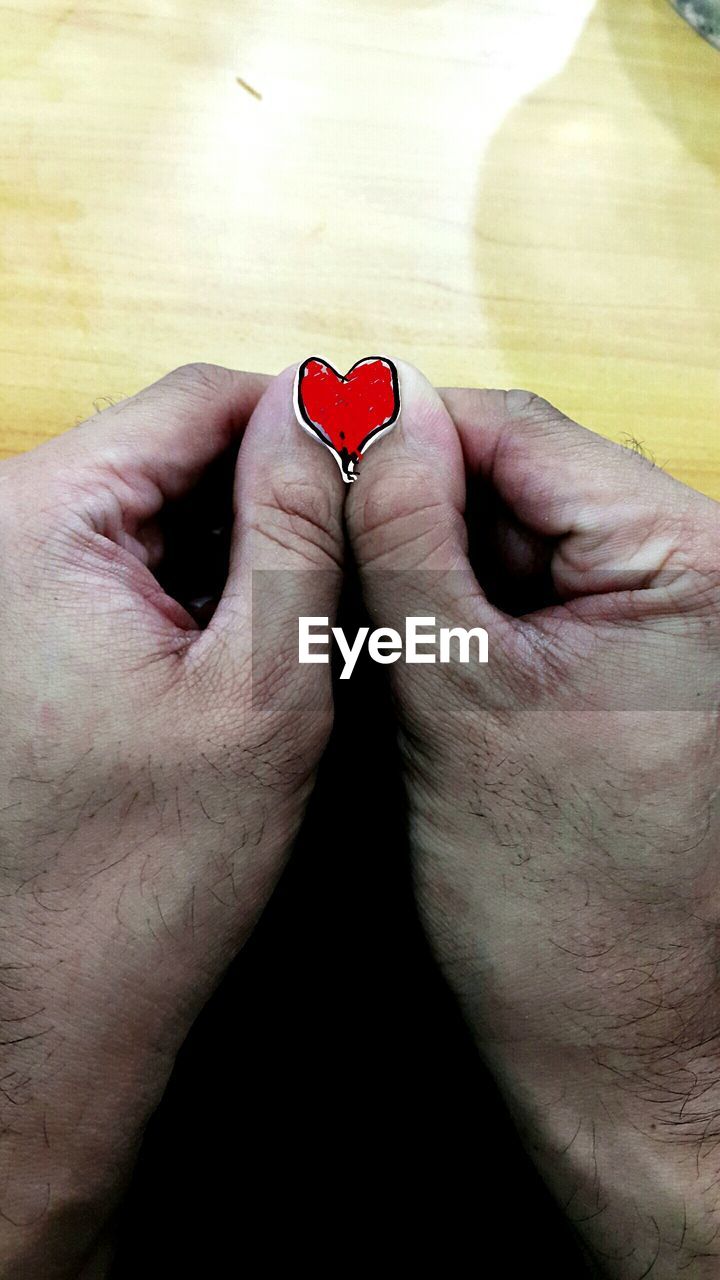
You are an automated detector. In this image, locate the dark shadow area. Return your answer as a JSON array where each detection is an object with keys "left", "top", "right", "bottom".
[
  {"left": 152, "top": 442, "right": 238, "bottom": 628},
  {"left": 110, "top": 552, "right": 592, "bottom": 1277}
]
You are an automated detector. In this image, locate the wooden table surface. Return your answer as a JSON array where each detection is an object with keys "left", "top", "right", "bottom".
[{"left": 2, "top": 0, "right": 719, "bottom": 497}]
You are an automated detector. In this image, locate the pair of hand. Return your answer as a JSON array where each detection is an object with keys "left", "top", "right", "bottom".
[{"left": 0, "top": 360, "right": 717, "bottom": 1278}]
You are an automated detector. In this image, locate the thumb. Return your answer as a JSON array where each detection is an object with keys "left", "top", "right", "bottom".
[
  {"left": 205, "top": 364, "right": 344, "bottom": 717},
  {"left": 347, "top": 359, "right": 467, "bottom": 571},
  {"left": 345, "top": 359, "right": 518, "bottom": 703}
]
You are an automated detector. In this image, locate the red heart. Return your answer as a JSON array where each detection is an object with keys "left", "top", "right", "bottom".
[{"left": 294, "top": 356, "right": 400, "bottom": 483}]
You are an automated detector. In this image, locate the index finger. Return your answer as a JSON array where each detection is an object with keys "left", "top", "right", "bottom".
[
  {"left": 14, "top": 363, "right": 272, "bottom": 523},
  {"left": 438, "top": 387, "right": 717, "bottom": 596}
]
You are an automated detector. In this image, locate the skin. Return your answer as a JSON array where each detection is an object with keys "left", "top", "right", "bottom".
[
  {"left": 346, "top": 362, "right": 720, "bottom": 1278},
  {"left": 3, "top": 357, "right": 718, "bottom": 1276},
  {"left": 0, "top": 362, "right": 345, "bottom": 1278}
]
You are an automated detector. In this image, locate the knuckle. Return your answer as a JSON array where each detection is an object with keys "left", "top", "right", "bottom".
[
  {"left": 352, "top": 463, "right": 435, "bottom": 536},
  {"left": 349, "top": 465, "right": 457, "bottom": 567},
  {"left": 274, "top": 474, "right": 335, "bottom": 537},
  {"left": 253, "top": 472, "right": 342, "bottom": 567},
  {"left": 503, "top": 388, "right": 561, "bottom": 422},
  {"left": 165, "top": 361, "right": 235, "bottom": 399}
]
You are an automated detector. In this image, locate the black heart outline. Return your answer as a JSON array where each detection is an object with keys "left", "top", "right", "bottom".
[{"left": 294, "top": 355, "right": 400, "bottom": 481}]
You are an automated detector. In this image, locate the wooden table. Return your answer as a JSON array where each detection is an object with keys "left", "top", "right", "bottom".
[{"left": 3, "top": 0, "right": 719, "bottom": 498}]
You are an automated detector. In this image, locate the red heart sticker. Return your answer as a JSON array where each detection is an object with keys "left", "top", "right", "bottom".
[{"left": 293, "top": 356, "right": 400, "bottom": 483}]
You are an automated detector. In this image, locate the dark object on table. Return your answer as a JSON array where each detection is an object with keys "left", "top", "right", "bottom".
[{"left": 669, "top": 0, "right": 720, "bottom": 49}]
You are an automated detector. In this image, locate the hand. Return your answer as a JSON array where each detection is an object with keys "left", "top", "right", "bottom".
[
  {"left": 347, "top": 364, "right": 720, "bottom": 1277},
  {"left": 0, "top": 363, "right": 344, "bottom": 1277}
]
